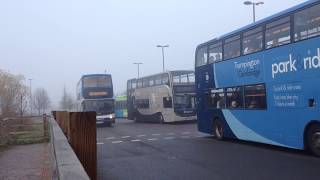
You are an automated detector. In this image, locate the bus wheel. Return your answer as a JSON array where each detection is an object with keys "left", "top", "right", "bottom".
[
  {"left": 158, "top": 113, "right": 164, "bottom": 124},
  {"left": 307, "top": 124, "right": 320, "bottom": 157},
  {"left": 133, "top": 114, "right": 138, "bottom": 122},
  {"left": 214, "top": 119, "right": 224, "bottom": 140}
]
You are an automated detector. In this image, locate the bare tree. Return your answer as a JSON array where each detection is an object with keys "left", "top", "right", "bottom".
[
  {"left": 0, "top": 70, "right": 26, "bottom": 117},
  {"left": 15, "top": 86, "right": 29, "bottom": 116},
  {"left": 33, "top": 88, "right": 51, "bottom": 115},
  {"left": 59, "top": 86, "right": 76, "bottom": 111}
]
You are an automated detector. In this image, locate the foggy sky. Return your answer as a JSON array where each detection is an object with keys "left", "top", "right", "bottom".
[{"left": 0, "top": 0, "right": 306, "bottom": 108}]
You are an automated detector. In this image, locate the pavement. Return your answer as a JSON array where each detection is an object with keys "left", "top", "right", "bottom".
[
  {"left": 0, "top": 143, "right": 51, "bottom": 180},
  {"left": 97, "top": 118, "right": 320, "bottom": 180}
]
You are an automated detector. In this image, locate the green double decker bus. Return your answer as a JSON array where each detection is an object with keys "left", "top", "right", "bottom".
[{"left": 115, "top": 95, "right": 128, "bottom": 118}]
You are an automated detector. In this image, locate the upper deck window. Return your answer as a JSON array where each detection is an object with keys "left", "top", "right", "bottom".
[
  {"left": 265, "top": 16, "right": 291, "bottom": 49},
  {"left": 196, "top": 46, "right": 208, "bottom": 67},
  {"left": 172, "top": 72, "right": 195, "bottom": 84},
  {"left": 83, "top": 76, "right": 112, "bottom": 88},
  {"left": 142, "top": 78, "right": 149, "bottom": 87},
  {"left": 181, "top": 75, "right": 188, "bottom": 83},
  {"left": 294, "top": 3, "right": 320, "bottom": 41},
  {"left": 162, "top": 74, "right": 170, "bottom": 85},
  {"left": 224, "top": 35, "right": 241, "bottom": 60},
  {"left": 155, "top": 75, "right": 162, "bottom": 85},
  {"left": 132, "top": 81, "right": 136, "bottom": 89},
  {"left": 209, "top": 42, "right": 222, "bottom": 63},
  {"left": 188, "top": 73, "right": 195, "bottom": 83},
  {"left": 149, "top": 79, "right": 154, "bottom": 86},
  {"left": 137, "top": 80, "right": 142, "bottom": 88},
  {"left": 173, "top": 76, "right": 180, "bottom": 84},
  {"left": 243, "top": 26, "right": 263, "bottom": 55}
]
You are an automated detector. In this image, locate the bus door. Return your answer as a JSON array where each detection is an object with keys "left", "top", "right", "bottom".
[
  {"left": 196, "top": 65, "right": 215, "bottom": 133},
  {"left": 162, "top": 96, "right": 173, "bottom": 119}
]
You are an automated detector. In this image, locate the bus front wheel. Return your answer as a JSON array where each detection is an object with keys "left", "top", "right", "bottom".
[
  {"left": 214, "top": 119, "right": 224, "bottom": 140},
  {"left": 307, "top": 124, "right": 320, "bottom": 157}
]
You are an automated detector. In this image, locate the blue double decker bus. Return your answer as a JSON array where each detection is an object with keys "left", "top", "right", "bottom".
[
  {"left": 76, "top": 74, "right": 115, "bottom": 126},
  {"left": 195, "top": 0, "right": 320, "bottom": 156}
]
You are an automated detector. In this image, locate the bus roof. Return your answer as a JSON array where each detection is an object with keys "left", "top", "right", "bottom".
[
  {"left": 170, "top": 70, "right": 194, "bottom": 76},
  {"left": 198, "top": 0, "right": 318, "bottom": 48},
  {"left": 127, "top": 70, "right": 194, "bottom": 81},
  {"left": 81, "top": 74, "right": 112, "bottom": 79}
]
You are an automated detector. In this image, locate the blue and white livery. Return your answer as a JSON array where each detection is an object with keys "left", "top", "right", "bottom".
[{"left": 195, "top": 0, "right": 320, "bottom": 156}]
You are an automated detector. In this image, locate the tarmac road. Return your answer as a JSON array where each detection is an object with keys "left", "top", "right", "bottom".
[{"left": 97, "top": 119, "right": 320, "bottom": 180}]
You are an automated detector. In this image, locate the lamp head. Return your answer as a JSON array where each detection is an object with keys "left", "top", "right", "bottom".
[{"left": 244, "top": 1, "right": 253, "bottom": 5}]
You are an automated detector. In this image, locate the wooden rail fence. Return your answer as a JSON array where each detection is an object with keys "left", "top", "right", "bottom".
[
  {"left": 52, "top": 111, "right": 97, "bottom": 180},
  {"left": 1, "top": 116, "right": 49, "bottom": 146}
]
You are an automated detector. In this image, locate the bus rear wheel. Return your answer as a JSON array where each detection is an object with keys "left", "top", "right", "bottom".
[
  {"left": 214, "top": 119, "right": 224, "bottom": 140},
  {"left": 307, "top": 124, "right": 320, "bottom": 157},
  {"left": 158, "top": 113, "right": 164, "bottom": 124}
]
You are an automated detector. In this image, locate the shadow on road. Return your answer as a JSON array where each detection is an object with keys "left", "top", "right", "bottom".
[{"left": 204, "top": 135, "right": 315, "bottom": 158}]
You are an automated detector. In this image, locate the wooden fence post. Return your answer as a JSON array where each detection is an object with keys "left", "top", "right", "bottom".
[
  {"left": 54, "top": 111, "right": 69, "bottom": 137},
  {"left": 43, "top": 114, "right": 48, "bottom": 138},
  {"left": 52, "top": 111, "right": 57, "bottom": 121},
  {"left": 69, "top": 112, "right": 97, "bottom": 180}
]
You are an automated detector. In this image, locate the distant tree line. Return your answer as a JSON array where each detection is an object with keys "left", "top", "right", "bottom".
[
  {"left": 59, "top": 86, "right": 76, "bottom": 111},
  {"left": 0, "top": 70, "right": 51, "bottom": 117}
]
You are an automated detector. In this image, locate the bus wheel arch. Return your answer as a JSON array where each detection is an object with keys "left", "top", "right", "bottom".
[
  {"left": 213, "top": 117, "right": 224, "bottom": 140},
  {"left": 304, "top": 121, "right": 320, "bottom": 157},
  {"left": 158, "top": 113, "right": 164, "bottom": 124}
]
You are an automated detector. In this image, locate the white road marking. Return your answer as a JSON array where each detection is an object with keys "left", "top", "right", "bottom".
[
  {"left": 131, "top": 139, "right": 141, "bottom": 142},
  {"left": 112, "top": 141, "right": 123, "bottom": 144},
  {"left": 137, "top": 134, "right": 146, "bottom": 137},
  {"left": 152, "top": 134, "right": 161, "bottom": 136},
  {"left": 148, "top": 138, "right": 158, "bottom": 141},
  {"left": 181, "top": 136, "right": 190, "bottom": 138},
  {"left": 97, "top": 142, "right": 104, "bottom": 145},
  {"left": 195, "top": 135, "right": 205, "bottom": 138},
  {"left": 167, "top": 133, "right": 175, "bottom": 135},
  {"left": 182, "top": 132, "right": 191, "bottom": 135},
  {"left": 105, "top": 137, "right": 115, "bottom": 140},
  {"left": 121, "top": 136, "right": 130, "bottom": 139},
  {"left": 164, "top": 137, "right": 175, "bottom": 140}
]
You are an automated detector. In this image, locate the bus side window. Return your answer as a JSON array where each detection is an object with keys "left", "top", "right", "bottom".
[
  {"left": 135, "top": 99, "right": 149, "bottom": 109},
  {"left": 242, "top": 26, "right": 263, "bottom": 55},
  {"left": 226, "top": 87, "right": 244, "bottom": 109},
  {"left": 163, "top": 97, "right": 172, "bottom": 108},
  {"left": 265, "top": 16, "right": 291, "bottom": 49},
  {"left": 207, "top": 91, "right": 225, "bottom": 109},
  {"left": 244, "top": 84, "right": 267, "bottom": 109},
  {"left": 162, "top": 74, "right": 169, "bottom": 86},
  {"left": 224, "top": 35, "right": 240, "bottom": 60},
  {"left": 196, "top": 46, "right": 208, "bottom": 67},
  {"left": 208, "top": 42, "right": 222, "bottom": 63},
  {"left": 155, "top": 76, "right": 162, "bottom": 85},
  {"left": 294, "top": 3, "right": 320, "bottom": 41}
]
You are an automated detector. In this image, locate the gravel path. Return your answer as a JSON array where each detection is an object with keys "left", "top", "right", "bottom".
[{"left": 0, "top": 143, "right": 51, "bottom": 180}]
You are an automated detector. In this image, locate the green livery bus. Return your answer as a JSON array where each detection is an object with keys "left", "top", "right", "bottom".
[{"left": 115, "top": 95, "right": 128, "bottom": 118}]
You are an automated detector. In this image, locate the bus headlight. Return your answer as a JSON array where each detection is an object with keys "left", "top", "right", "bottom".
[
  {"left": 97, "top": 113, "right": 115, "bottom": 120},
  {"left": 107, "top": 113, "right": 115, "bottom": 119}
]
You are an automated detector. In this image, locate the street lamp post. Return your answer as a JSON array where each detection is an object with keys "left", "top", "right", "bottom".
[
  {"left": 156, "top": 45, "right": 169, "bottom": 72},
  {"left": 133, "top": 62, "right": 143, "bottom": 78},
  {"left": 28, "top": 78, "right": 33, "bottom": 116},
  {"left": 244, "top": 1, "right": 264, "bottom": 23}
]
